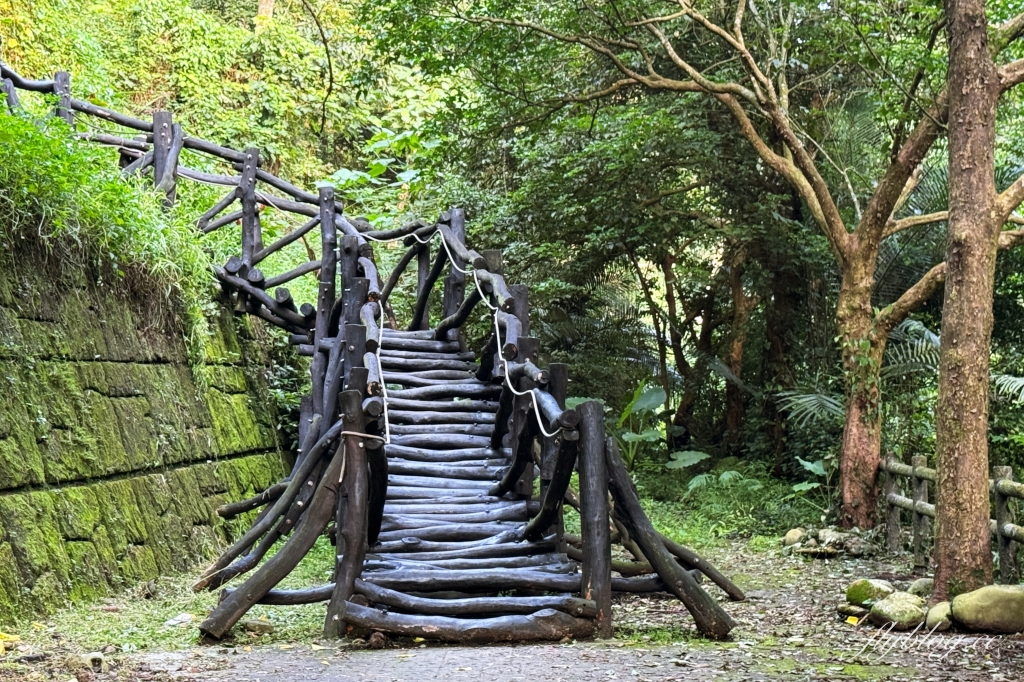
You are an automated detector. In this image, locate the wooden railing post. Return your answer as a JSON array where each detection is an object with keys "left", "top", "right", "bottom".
[
  {"left": 513, "top": 337, "right": 540, "bottom": 499},
  {"left": 542, "top": 363, "right": 569, "bottom": 549},
  {"left": 310, "top": 186, "right": 337, "bottom": 417},
  {"left": 577, "top": 400, "right": 611, "bottom": 638},
  {"left": 152, "top": 111, "right": 173, "bottom": 195},
  {"left": 52, "top": 71, "right": 72, "bottom": 124},
  {"left": 883, "top": 456, "right": 901, "bottom": 552},
  {"left": 3, "top": 78, "right": 20, "bottom": 111},
  {"left": 441, "top": 208, "right": 466, "bottom": 342},
  {"left": 416, "top": 236, "right": 432, "bottom": 330},
  {"left": 994, "top": 466, "right": 1019, "bottom": 584},
  {"left": 911, "top": 455, "right": 929, "bottom": 569}
]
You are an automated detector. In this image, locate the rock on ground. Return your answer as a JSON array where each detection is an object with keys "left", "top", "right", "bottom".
[
  {"left": 926, "top": 601, "right": 953, "bottom": 632},
  {"left": 952, "top": 585, "right": 1024, "bottom": 634},
  {"left": 846, "top": 578, "right": 895, "bottom": 607},
  {"left": 868, "top": 592, "right": 926, "bottom": 631}
]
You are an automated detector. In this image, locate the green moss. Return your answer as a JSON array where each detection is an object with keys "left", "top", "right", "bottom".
[
  {"left": 65, "top": 541, "right": 110, "bottom": 603},
  {"left": 52, "top": 486, "right": 102, "bottom": 539}
]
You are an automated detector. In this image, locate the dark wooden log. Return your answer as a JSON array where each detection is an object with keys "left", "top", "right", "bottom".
[
  {"left": 362, "top": 396, "right": 384, "bottom": 418},
  {"left": 311, "top": 186, "right": 337, "bottom": 416},
  {"left": 216, "top": 482, "right": 287, "bottom": 519},
  {"left": 245, "top": 267, "right": 265, "bottom": 289},
  {"left": 539, "top": 362, "right": 568, "bottom": 547},
  {"left": 382, "top": 507, "right": 528, "bottom": 527},
  {"left": 500, "top": 361, "right": 549, "bottom": 386},
  {"left": 253, "top": 217, "right": 319, "bottom": 264},
  {"left": 357, "top": 581, "right": 593, "bottom": 617},
  {"left": 384, "top": 444, "right": 505, "bottom": 462},
  {"left": 192, "top": 415, "right": 325, "bottom": 591},
  {"left": 371, "top": 541, "right": 555, "bottom": 564},
  {"left": 360, "top": 568, "right": 663, "bottom": 594},
  {"left": 389, "top": 433, "right": 493, "bottom": 450},
  {"left": 388, "top": 475, "right": 493, "bottom": 490},
  {"left": 409, "top": 245, "right": 448, "bottom": 331},
  {"left": 606, "top": 438, "right": 734, "bottom": 638},
  {"left": 360, "top": 302, "right": 381, "bottom": 352},
  {"left": 364, "top": 219, "right": 431, "bottom": 241},
  {"left": 381, "top": 336, "right": 462, "bottom": 353},
  {"left": 319, "top": 331, "right": 348, "bottom": 432},
  {"left": 439, "top": 208, "right": 467, "bottom": 343},
  {"left": 264, "top": 260, "right": 321, "bottom": 289},
  {"left": 78, "top": 132, "right": 149, "bottom": 151},
  {"left": 274, "top": 288, "right": 298, "bottom": 314},
  {"left": 155, "top": 123, "right": 183, "bottom": 202},
  {"left": 213, "top": 267, "right": 309, "bottom": 329},
  {"left": 256, "top": 191, "right": 318, "bottom": 217},
  {"left": 365, "top": 352, "right": 382, "bottom": 396},
  {"left": 489, "top": 393, "right": 540, "bottom": 497},
  {"left": 65, "top": 96, "right": 149, "bottom": 129},
  {"left": 386, "top": 409, "right": 495, "bottom": 424},
  {"left": 53, "top": 71, "right": 72, "bottom": 125},
  {"left": 385, "top": 486, "right": 503, "bottom": 500},
  {"left": 522, "top": 438, "right": 578, "bottom": 541},
  {"left": 383, "top": 500, "right": 535, "bottom": 513},
  {"left": 201, "top": 209, "right": 243, "bottom": 234},
  {"left": 395, "top": 555, "right": 573, "bottom": 572},
  {"left": 340, "top": 602, "right": 594, "bottom": 643},
  {"left": 197, "top": 191, "right": 238, "bottom": 231},
  {"left": 151, "top": 111, "right": 173, "bottom": 200},
  {"left": 379, "top": 242, "right": 427, "bottom": 306},
  {"left": 335, "top": 215, "right": 373, "bottom": 258},
  {"left": 253, "top": 168, "right": 318, "bottom": 205},
  {"left": 199, "top": 427, "right": 347, "bottom": 639},
  {"left": 376, "top": 522, "right": 517, "bottom": 544},
  {"left": 382, "top": 372, "right": 476, "bottom": 387},
  {"left": 388, "top": 423, "right": 491, "bottom": 436},
  {"left": 494, "top": 311, "right": 521, "bottom": 360},
  {"left": 657, "top": 534, "right": 745, "bottom": 602},
  {"left": 367, "top": 440, "right": 388, "bottom": 546},
  {"left": 339, "top": 236, "right": 362, "bottom": 324},
  {"left": 386, "top": 461, "right": 502, "bottom": 481},
  {"left": 490, "top": 383, "right": 516, "bottom": 451},
  {"left": 2, "top": 78, "right": 18, "bottom": 110},
  {"left": 474, "top": 269, "right": 515, "bottom": 311},
  {"left": 182, "top": 136, "right": 245, "bottom": 163},
  {"left": 238, "top": 147, "right": 261, "bottom": 267},
  {"left": 577, "top": 401, "right": 612, "bottom": 638},
  {"left": 176, "top": 166, "right": 238, "bottom": 186},
  {"left": 324, "top": 391, "right": 370, "bottom": 637},
  {"left": 381, "top": 348, "right": 476, "bottom": 361},
  {"left": 358, "top": 257, "right": 381, "bottom": 301},
  {"left": 386, "top": 384, "right": 501, "bottom": 401},
  {"left": 385, "top": 398, "right": 499, "bottom": 413},
  {"left": 120, "top": 150, "right": 153, "bottom": 177},
  {"left": 475, "top": 332, "right": 499, "bottom": 382},
  {"left": 379, "top": 357, "right": 476, "bottom": 373}
]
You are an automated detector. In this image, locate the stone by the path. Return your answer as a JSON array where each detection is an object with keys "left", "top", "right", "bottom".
[
  {"left": 868, "top": 592, "right": 926, "bottom": 631},
  {"left": 846, "top": 578, "right": 895, "bottom": 607},
  {"left": 908, "top": 578, "right": 934, "bottom": 598},
  {"left": 241, "top": 619, "right": 275, "bottom": 635},
  {"left": 817, "top": 529, "right": 847, "bottom": 546},
  {"left": 783, "top": 528, "right": 807, "bottom": 546},
  {"left": 951, "top": 585, "right": 1024, "bottom": 634},
  {"left": 837, "top": 603, "right": 869, "bottom": 619},
  {"left": 926, "top": 602, "right": 952, "bottom": 632}
]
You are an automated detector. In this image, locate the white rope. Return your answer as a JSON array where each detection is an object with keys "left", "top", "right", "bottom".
[
  {"left": 358, "top": 222, "right": 563, "bottom": 439},
  {"left": 376, "top": 302, "right": 391, "bottom": 445}
]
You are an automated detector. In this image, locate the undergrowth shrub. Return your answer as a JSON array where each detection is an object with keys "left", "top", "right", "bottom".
[{"left": 0, "top": 111, "right": 215, "bottom": 367}]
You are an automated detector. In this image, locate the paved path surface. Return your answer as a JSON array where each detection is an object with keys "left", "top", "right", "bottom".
[{"left": 5, "top": 543, "right": 1024, "bottom": 681}]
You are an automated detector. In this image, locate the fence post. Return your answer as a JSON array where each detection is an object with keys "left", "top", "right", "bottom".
[
  {"left": 911, "top": 455, "right": 929, "bottom": 570},
  {"left": 152, "top": 111, "right": 172, "bottom": 190},
  {"left": 883, "top": 456, "right": 901, "bottom": 552},
  {"left": 3, "top": 78, "right": 20, "bottom": 111},
  {"left": 52, "top": 71, "right": 72, "bottom": 125},
  {"left": 994, "top": 466, "right": 1019, "bottom": 584},
  {"left": 577, "top": 400, "right": 611, "bottom": 638},
  {"left": 440, "top": 208, "right": 466, "bottom": 343}
]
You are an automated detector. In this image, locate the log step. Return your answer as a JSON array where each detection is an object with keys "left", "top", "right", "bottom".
[
  {"left": 385, "top": 398, "right": 499, "bottom": 412},
  {"left": 386, "top": 410, "right": 496, "bottom": 424},
  {"left": 387, "top": 423, "right": 493, "bottom": 436},
  {"left": 389, "top": 433, "right": 494, "bottom": 449}
]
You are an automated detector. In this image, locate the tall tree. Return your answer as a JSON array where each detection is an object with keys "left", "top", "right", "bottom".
[
  {"left": 367, "top": 0, "right": 1024, "bottom": 527},
  {"left": 934, "top": 0, "right": 1024, "bottom": 597}
]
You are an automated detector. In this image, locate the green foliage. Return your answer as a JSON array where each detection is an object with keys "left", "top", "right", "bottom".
[{"left": 0, "top": 111, "right": 215, "bottom": 364}]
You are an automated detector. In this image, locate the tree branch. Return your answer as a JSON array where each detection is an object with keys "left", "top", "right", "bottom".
[{"left": 639, "top": 181, "right": 706, "bottom": 207}]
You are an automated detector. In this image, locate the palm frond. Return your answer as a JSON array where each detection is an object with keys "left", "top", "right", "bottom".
[
  {"left": 776, "top": 389, "right": 845, "bottom": 427},
  {"left": 992, "top": 373, "right": 1024, "bottom": 402}
]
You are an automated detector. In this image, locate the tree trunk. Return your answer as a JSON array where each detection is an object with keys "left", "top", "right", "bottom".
[
  {"left": 836, "top": 262, "right": 886, "bottom": 529},
  {"left": 723, "top": 245, "right": 756, "bottom": 445},
  {"left": 934, "top": 0, "right": 1000, "bottom": 599},
  {"left": 256, "top": 0, "right": 274, "bottom": 31}
]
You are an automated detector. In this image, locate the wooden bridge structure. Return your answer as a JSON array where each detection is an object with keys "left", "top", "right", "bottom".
[{"left": 1, "top": 63, "right": 744, "bottom": 642}]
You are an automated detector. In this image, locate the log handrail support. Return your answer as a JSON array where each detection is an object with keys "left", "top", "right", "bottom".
[
  {"left": 880, "top": 456, "right": 1023, "bottom": 581},
  {"left": 0, "top": 60, "right": 740, "bottom": 642}
]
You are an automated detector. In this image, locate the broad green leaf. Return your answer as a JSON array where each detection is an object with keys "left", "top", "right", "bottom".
[
  {"left": 796, "top": 457, "right": 827, "bottom": 477},
  {"left": 665, "top": 450, "right": 710, "bottom": 469}
]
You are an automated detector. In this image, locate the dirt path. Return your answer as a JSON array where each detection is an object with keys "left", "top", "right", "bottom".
[{"left": 5, "top": 542, "right": 1024, "bottom": 681}]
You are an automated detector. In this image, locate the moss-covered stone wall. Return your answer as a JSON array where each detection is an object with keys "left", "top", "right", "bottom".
[{"left": 0, "top": 249, "right": 286, "bottom": 621}]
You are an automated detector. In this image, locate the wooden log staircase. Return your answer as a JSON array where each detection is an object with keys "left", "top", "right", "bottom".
[{"left": 1, "top": 62, "right": 744, "bottom": 643}]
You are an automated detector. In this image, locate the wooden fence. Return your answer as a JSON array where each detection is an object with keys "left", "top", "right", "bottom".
[{"left": 881, "top": 455, "right": 1024, "bottom": 582}]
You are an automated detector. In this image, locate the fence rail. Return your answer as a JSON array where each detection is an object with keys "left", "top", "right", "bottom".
[{"left": 881, "top": 456, "right": 1024, "bottom": 582}]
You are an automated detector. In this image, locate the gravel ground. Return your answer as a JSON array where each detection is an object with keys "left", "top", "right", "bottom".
[{"left": 5, "top": 542, "right": 1023, "bottom": 681}]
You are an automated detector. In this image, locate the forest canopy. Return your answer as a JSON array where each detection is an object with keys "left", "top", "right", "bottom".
[{"left": 3, "top": 0, "right": 1024, "bottom": 593}]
